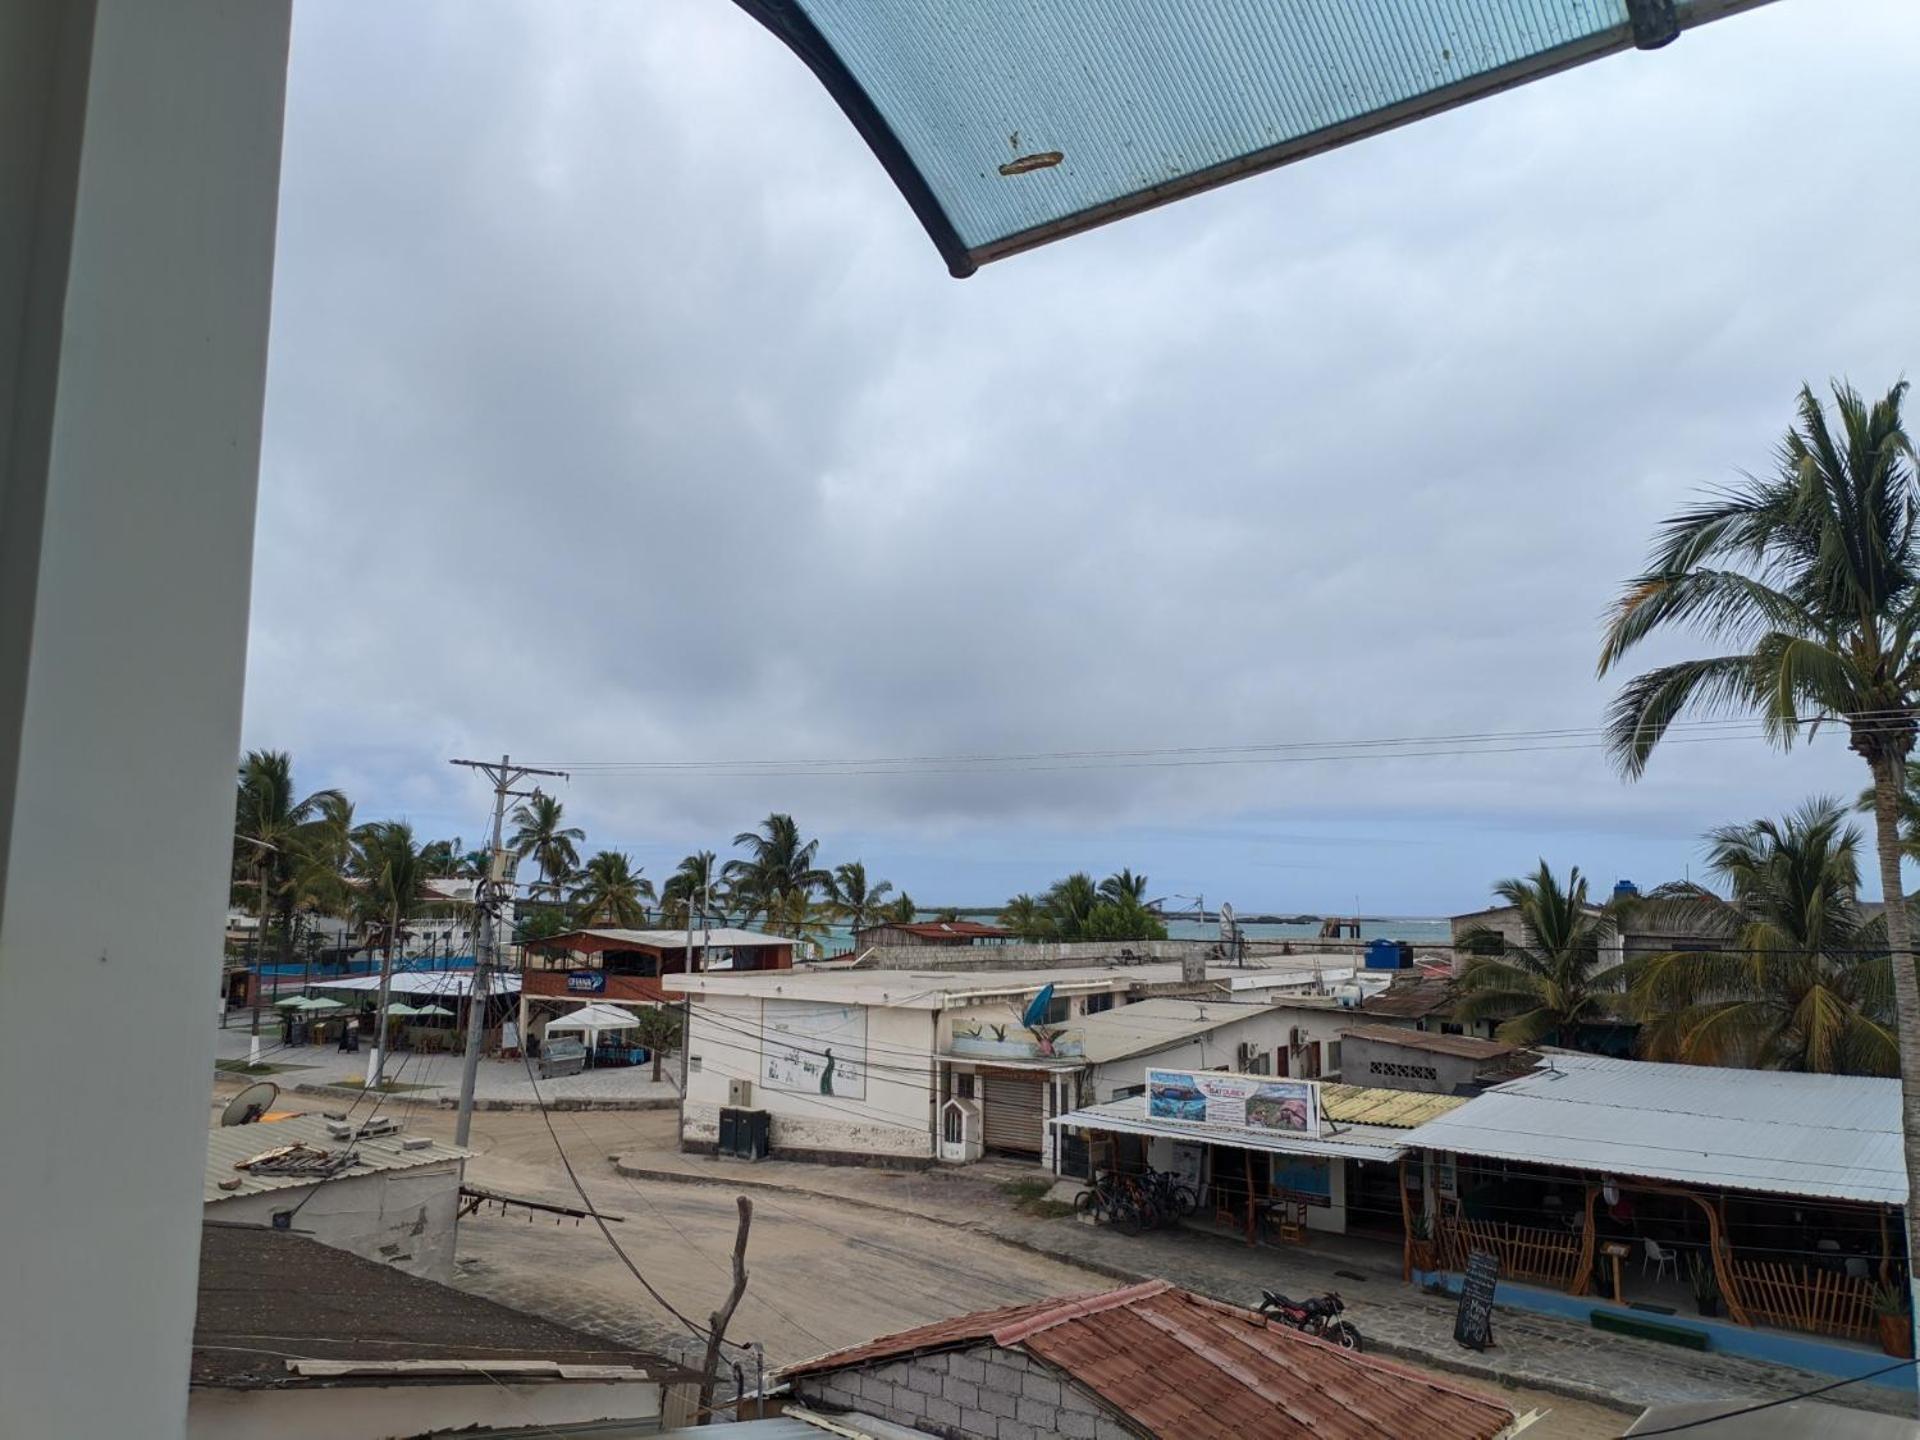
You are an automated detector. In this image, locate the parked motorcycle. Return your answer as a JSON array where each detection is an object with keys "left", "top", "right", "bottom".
[{"left": 1257, "top": 1289, "right": 1363, "bottom": 1351}]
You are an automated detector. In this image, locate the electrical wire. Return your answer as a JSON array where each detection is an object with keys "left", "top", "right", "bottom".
[
  {"left": 514, "top": 1045, "right": 716, "bottom": 1346},
  {"left": 525, "top": 709, "right": 1920, "bottom": 778},
  {"left": 1614, "top": 1358, "right": 1920, "bottom": 1436}
]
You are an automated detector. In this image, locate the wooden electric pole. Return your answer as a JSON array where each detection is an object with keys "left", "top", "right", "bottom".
[{"left": 697, "top": 1196, "right": 753, "bottom": 1423}]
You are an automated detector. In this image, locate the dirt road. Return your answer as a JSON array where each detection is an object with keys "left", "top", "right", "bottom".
[{"left": 389, "top": 1102, "right": 1627, "bottom": 1438}]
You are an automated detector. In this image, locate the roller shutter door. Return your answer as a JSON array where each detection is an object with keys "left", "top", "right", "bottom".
[{"left": 980, "top": 1070, "right": 1045, "bottom": 1156}]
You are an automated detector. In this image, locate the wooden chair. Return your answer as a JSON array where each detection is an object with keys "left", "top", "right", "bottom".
[{"left": 1275, "top": 1197, "right": 1307, "bottom": 1244}]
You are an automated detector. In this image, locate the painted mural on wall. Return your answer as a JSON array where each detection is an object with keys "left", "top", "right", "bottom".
[
  {"left": 762, "top": 999, "right": 868, "bottom": 1099},
  {"left": 1144, "top": 1068, "right": 1320, "bottom": 1138}
]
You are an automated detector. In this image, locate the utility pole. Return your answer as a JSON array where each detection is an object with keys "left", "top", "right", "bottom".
[
  {"left": 450, "top": 755, "right": 567, "bottom": 1147},
  {"left": 697, "top": 1197, "right": 753, "bottom": 1422}
]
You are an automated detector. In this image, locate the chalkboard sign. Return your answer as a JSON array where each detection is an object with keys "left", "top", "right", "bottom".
[{"left": 1454, "top": 1249, "right": 1499, "bottom": 1351}]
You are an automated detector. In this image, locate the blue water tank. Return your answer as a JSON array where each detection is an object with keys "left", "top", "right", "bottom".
[
  {"left": 1365, "top": 939, "right": 1407, "bottom": 970},
  {"left": 1613, "top": 880, "right": 1639, "bottom": 901}
]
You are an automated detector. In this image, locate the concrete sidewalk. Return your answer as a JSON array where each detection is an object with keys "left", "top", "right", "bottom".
[
  {"left": 214, "top": 1029, "right": 680, "bottom": 1107},
  {"left": 614, "top": 1143, "right": 1910, "bottom": 1420}
]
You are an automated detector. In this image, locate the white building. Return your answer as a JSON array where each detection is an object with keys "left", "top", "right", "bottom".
[
  {"left": 203, "top": 1115, "right": 471, "bottom": 1283},
  {"left": 669, "top": 957, "right": 1386, "bottom": 1169}
]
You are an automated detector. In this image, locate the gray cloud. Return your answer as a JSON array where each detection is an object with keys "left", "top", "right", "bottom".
[{"left": 244, "top": 0, "right": 1920, "bottom": 910}]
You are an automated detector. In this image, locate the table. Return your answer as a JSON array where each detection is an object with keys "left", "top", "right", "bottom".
[{"left": 1600, "top": 1241, "right": 1631, "bottom": 1303}]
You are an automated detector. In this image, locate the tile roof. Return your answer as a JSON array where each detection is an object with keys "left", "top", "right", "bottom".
[
  {"left": 193, "top": 1223, "right": 678, "bottom": 1389},
  {"left": 782, "top": 1282, "right": 1513, "bottom": 1440},
  {"left": 1338, "top": 1024, "right": 1517, "bottom": 1061}
]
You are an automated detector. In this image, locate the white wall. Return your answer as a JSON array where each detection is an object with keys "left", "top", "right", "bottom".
[
  {"left": 0, "top": 3, "right": 290, "bottom": 1434},
  {"left": 188, "top": 1379, "right": 662, "bottom": 1440},
  {"left": 1086, "top": 1003, "right": 1359, "bottom": 1103},
  {"left": 206, "top": 1162, "right": 465, "bottom": 1283},
  {"left": 684, "top": 993, "right": 938, "bottom": 1161}
]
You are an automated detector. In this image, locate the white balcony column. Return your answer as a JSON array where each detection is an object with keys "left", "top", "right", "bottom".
[{"left": 0, "top": 1, "right": 290, "bottom": 1433}]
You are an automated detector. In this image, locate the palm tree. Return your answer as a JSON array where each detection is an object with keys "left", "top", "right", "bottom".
[
  {"left": 508, "top": 792, "right": 584, "bottom": 899},
  {"left": 661, "top": 850, "right": 719, "bottom": 930},
  {"left": 1099, "top": 868, "right": 1149, "bottom": 904},
  {"left": 1042, "top": 873, "right": 1102, "bottom": 938},
  {"left": 759, "top": 887, "right": 834, "bottom": 946},
  {"left": 827, "top": 860, "right": 895, "bottom": 931},
  {"left": 1630, "top": 800, "right": 1894, "bottom": 1075},
  {"left": 723, "top": 813, "right": 828, "bottom": 920},
  {"left": 999, "top": 893, "right": 1048, "bottom": 940},
  {"left": 1598, "top": 379, "right": 1920, "bottom": 1304},
  {"left": 1454, "top": 863, "right": 1627, "bottom": 1047},
  {"left": 233, "top": 751, "right": 345, "bottom": 1027},
  {"left": 572, "top": 850, "right": 656, "bottom": 929},
  {"left": 884, "top": 892, "right": 916, "bottom": 923},
  {"left": 419, "top": 837, "right": 462, "bottom": 877},
  {"left": 349, "top": 819, "right": 426, "bottom": 1086},
  {"left": 1857, "top": 760, "right": 1920, "bottom": 864}
]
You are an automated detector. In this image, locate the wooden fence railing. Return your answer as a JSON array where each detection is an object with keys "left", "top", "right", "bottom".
[
  {"left": 1722, "top": 1256, "right": 1875, "bottom": 1341},
  {"left": 1438, "top": 1216, "right": 1584, "bottom": 1289}
]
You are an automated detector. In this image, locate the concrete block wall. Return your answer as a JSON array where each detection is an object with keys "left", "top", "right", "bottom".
[
  {"left": 861, "top": 939, "right": 1367, "bottom": 973},
  {"left": 792, "top": 1342, "right": 1141, "bottom": 1440}
]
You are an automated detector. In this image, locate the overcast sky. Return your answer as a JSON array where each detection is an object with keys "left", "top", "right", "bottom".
[{"left": 243, "top": 1, "right": 1920, "bottom": 915}]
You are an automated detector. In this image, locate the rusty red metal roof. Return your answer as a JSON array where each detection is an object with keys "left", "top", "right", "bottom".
[
  {"left": 782, "top": 1282, "right": 1514, "bottom": 1440},
  {"left": 1358, "top": 976, "right": 1456, "bottom": 1020},
  {"left": 1339, "top": 1023, "right": 1517, "bottom": 1061}
]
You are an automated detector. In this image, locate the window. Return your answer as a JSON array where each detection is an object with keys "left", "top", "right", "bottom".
[
  {"left": 943, "top": 1104, "right": 965, "bottom": 1145},
  {"left": 1044, "top": 995, "right": 1070, "bottom": 1025},
  {"left": 1368, "top": 1059, "right": 1439, "bottom": 1082},
  {"left": 1300, "top": 1042, "right": 1322, "bottom": 1079},
  {"left": 954, "top": 1072, "right": 976, "bottom": 1100},
  {"left": 1325, "top": 1041, "right": 1342, "bottom": 1076},
  {"left": 1083, "top": 992, "right": 1115, "bottom": 1015}
]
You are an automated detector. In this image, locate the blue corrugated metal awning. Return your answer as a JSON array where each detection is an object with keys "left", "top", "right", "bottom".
[{"left": 737, "top": 0, "right": 1775, "bottom": 276}]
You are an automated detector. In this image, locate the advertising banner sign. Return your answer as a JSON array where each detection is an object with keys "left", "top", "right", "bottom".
[{"left": 1144, "top": 1068, "right": 1320, "bottom": 1139}]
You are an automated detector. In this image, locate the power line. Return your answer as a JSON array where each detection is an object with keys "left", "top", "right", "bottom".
[
  {"left": 1614, "top": 1358, "right": 1920, "bottom": 1436},
  {"left": 524, "top": 709, "right": 1920, "bottom": 778},
  {"left": 513, "top": 1046, "right": 716, "bottom": 1347}
]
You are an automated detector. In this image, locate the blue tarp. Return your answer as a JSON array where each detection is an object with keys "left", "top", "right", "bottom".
[{"left": 737, "top": 0, "right": 1774, "bottom": 275}]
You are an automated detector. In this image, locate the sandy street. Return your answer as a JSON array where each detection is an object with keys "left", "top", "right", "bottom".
[{"left": 371, "top": 1100, "right": 1626, "bottom": 1438}]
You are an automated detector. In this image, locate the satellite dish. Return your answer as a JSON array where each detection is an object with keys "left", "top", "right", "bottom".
[
  {"left": 1219, "top": 902, "right": 1236, "bottom": 942},
  {"left": 220, "top": 1081, "right": 279, "bottom": 1127}
]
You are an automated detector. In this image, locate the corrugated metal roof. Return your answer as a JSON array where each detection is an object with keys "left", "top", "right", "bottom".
[
  {"left": 1404, "top": 1053, "right": 1905, "bottom": 1204},
  {"left": 1050, "top": 1098, "right": 1409, "bottom": 1164},
  {"left": 204, "top": 1114, "right": 470, "bottom": 1204},
  {"left": 1319, "top": 1084, "right": 1467, "bottom": 1130},
  {"left": 1071, "top": 998, "right": 1256, "bottom": 1063},
  {"left": 736, "top": 1, "right": 1764, "bottom": 277},
  {"left": 1338, "top": 1024, "right": 1516, "bottom": 1061},
  {"left": 783, "top": 1282, "right": 1513, "bottom": 1440}
]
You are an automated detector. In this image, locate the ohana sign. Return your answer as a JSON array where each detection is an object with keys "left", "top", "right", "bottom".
[{"left": 1144, "top": 1068, "right": 1321, "bottom": 1140}]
